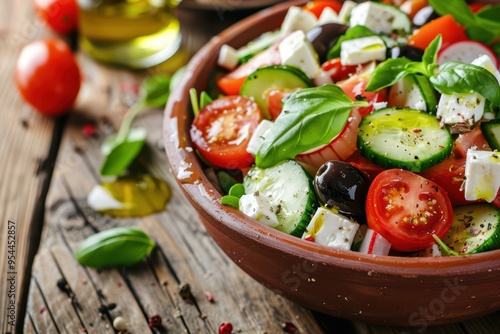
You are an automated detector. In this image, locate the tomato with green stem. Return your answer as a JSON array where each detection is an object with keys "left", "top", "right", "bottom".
[
  {"left": 190, "top": 96, "right": 263, "bottom": 169},
  {"left": 366, "top": 169, "right": 453, "bottom": 252},
  {"left": 15, "top": 39, "right": 81, "bottom": 117},
  {"left": 34, "top": 0, "right": 79, "bottom": 34}
]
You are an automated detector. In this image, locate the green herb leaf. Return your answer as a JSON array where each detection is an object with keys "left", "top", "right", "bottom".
[
  {"left": 327, "top": 25, "right": 376, "bottom": 60},
  {"left": 75, "top": 226, "right": 155, "bottom": 268},
  {"left": 141, "top": 74, "right": 171, "bottom": 108},
  {"left": 200, "top": 91, "right": 213, "bottom": 109},
  {"left": 430, "top": 62, "right": 500, "bottom": 107},
  {"left": 189, "top": 88, "right": 200, "bottom": 116},
  {"left": 220, "top": 195, "right": 240, "bottom": 209},
  {"left": 217, "top": 170, "right": 238, "bottom": 194},
  {"left": 432, "top": 234, "right": 459, "bottom": 256},
  {"left": 428, "top": 0, "right": 500, "bottom": 44},
  {"left": 422, "top": 35, "right": 442, "bottom": 73},
  {"left": 365, "top": 57, "right": 412, "bottom": 92},
  {"left": 100, "top": 128, "right": 147, "bottom": 176},
  {"left": 256, "top": 85, "right": 369, "bottom": 168},
  {"left": 228, "top": 183, "right": 245, "bottom": 198}
]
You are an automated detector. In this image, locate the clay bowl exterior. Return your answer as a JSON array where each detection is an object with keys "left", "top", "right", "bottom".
[{"left": 164, "top": 0, "right": 500, "bottom": 327}]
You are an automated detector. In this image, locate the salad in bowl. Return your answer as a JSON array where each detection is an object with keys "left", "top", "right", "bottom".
[{"left": 165, "top": 0, "right": 500, "bottom": 325}]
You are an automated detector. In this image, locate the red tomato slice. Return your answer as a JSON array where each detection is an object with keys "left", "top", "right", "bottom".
[
  {"left": 407, "top": 14, "right": 468, "bottom": 50},
  {"left": 217, "top": 37, "right": 283, "bottom": 96},
  {"left": 190, "top": 96, "right": 263, "bottom": 169},
  {"left": 266, "top": 89, "right": 288, "bottom": 120},
  {"left": 366, "top": 169, "right": 453, "bottom": 252},
  {"left": 337, "top": 73, "right": 387, "bottom": 117},
  {"left": 320, "top": 58, "right": 360, "bottom": 83},
  {"left": 303, "top": 0, "right": 343, "bottom": 18}
]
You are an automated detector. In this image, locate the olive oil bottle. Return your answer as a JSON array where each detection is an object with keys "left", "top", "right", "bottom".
[{"left": 78, "top": 0, "right": 182, "bottom": 69}]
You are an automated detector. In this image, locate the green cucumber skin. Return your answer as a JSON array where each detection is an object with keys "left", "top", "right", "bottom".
[
  {"left": 443, "top": 203, "right": 500, "bottom": 255},
  {"left": 413, "top": 74, "right": 438, "bottom": 114},
  {"left": 243, "top": 160, "right": 318, "bottom": 237},
  {"left": 240, "top": 65, "right": 314, "bottom": 119},
  {"left": 357, "top": 108, "right": 453, "bottom": 172},
  {"left": 481, "top": 119, "right": 500, "bottom": 151}
]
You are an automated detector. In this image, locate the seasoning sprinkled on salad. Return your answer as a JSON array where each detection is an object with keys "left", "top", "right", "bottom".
[{"left": 189, "top": 0, "right": 500, "bottom": 257}]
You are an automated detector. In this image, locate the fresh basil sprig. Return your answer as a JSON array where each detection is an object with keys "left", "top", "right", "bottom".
[
  {"left": 255, "top": 84, "right": 369, "bottom": 168},
  {"left": 100, "top": 73, "right": 176, "bottom": 176},
  {"left": 365, "top": 35, "right": 441, "bottom": 92},
  {"left": 327, "top": 25, "right": 376, "bottom": 60},
  {"left": 430, "top": 62, "right": 500, "bottom": 107},
  {"left": 75, "top": 226, "right": 155, "bottom": 268},
  {"left": 428, "top": 0, "right": 500, "bottom": 45}
]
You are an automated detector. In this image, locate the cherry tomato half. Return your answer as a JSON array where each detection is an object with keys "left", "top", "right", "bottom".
[
  {"left": 303, "top": 0, "right": 343, "bottom": 18},
  {"left": 366, "top": 169, "right": 453, "bottom": 252},
  {"left": 337, "top": 72, "right": 387, "bottom": 117},
  {"left": 34, "top": 0, "right": 79, "bottom": 34},
  {"left": 190, "top": 96, "right": 263, "bottom": 169},
  {"left": 15, "top": 39, "right": 81, "bottom": 116}
]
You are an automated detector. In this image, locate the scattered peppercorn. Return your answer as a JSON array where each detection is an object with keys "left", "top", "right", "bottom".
[
  {"left": 56, "top": 278, "right": 71, "bottom": 294},
  {"left": 204, "top": 291, "right": 215, "bottom": 303},
  {"left": 148, "top": 314, "right": 162, "bottom": 328},
  {"left": 282, "top": 321, "right": 297, "bottom": 333},
  {"left": 219, "top": 322, "right": 233, "bottom": 334},
  {"left": 107, "top": 303, "right": 117, "bottom": 310},
  {"left": 178, "top": 282, "right": 192, "bottom": 300}
]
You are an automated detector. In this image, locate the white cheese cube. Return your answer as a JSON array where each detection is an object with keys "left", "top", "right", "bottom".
[
  {"left": 350, "top": 2, "right": 395, "bottom": 35},
  {"left": 471, "top": 54, "right": 500, "bottom": 84},
  {"left": 373, "top": 101, "right": 388, "bottom": 110},
  {"left": 239, "top": 192, "right": 279, "bottom": 228},
  {"left": 218, "top": 44, "right": 239, "bottom": 70},
  {"left": 437, "top": 92, "right": 485, "bottom": 125},
  {"left": 318, "top": 7, "right": 340, "bottom": 25},
  {"left": 337, "top": 0, "right": 357, "bottom": 24},
  {"left": 340, "top": 36, "right": 386, "bottom": 66},
  {"left": 464, "top": 149, "right": 500, "bottom": 202},
  {"left": 358, "top": 228, "right": 391, "bottom": 256},
  {"left": 281, "top": 6, "right": 318, "bottom": 33},
  {"left": 246, "top": 119, "right": 274, "bottom": 156},
  {"left": 302, "top": 207, "right": 359, "bottom": 251},
  {"left": 410, "top": 244, "right": 442, "bottom": 257},
  {"left": 279, "top": 30, "right": 320, "bottom": 78}
]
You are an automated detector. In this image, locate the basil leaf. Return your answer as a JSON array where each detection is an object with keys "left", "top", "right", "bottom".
[
  {"left": 428, "top": 0, "right": 500, "bottom": 44},
  {"left": 141, "top": 74, "right": 171, "bottom": 108},
  {"left": 255, "top": 85, "right": 368, "bottom": 168},
  {"left": 76, "top": 226, "right": 155, "bottom": 268},
  {"left": 327, "top": 25, "right": 376, "bottom": 60},
  {"left": 365, "top": 58, "right": 412, "bottom": 92},
  {"left": 430, "top": 62, "right": 500, "bottom": 107},
  {"left": 100, "top": 128, "right": 147, "bottom": 176},
  {"left": 422, "top": 35, "right": 441, "bottom": 73}
]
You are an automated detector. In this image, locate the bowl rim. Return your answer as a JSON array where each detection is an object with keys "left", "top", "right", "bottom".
[{"left": 164, "top": 0, "right": 500, "bottom": 277}]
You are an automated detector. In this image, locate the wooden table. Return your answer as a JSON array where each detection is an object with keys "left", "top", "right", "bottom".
[{"left": 1, "top": 1, "right": 499, "bottom": 333}]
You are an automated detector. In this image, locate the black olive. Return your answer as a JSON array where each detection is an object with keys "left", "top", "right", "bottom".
[
  {"left": 314, "top": 160, "right": 370, "bottom": 223},
  {"left": 412, "top": 6, "right": 439, "bottom": 28},
  {"left": 306, "top": 23, "right": 349, "bottom": 62},
  {"left": 388, "top": 45, "right": 425, "bottom": 61}
]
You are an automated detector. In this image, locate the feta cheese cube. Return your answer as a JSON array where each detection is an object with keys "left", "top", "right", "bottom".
[
  {"left": 436, "top": 92, "right": 485, "bottom": 125},
  {"left": 239, "top": 192, "right": 279, "bottom": 227},
  {"left": 302, "top": 207, "right": 359, "bottom": 251},
  {"left": 281, "top": 6, "right": 318, "bottom": 33},
  {"left": 472, "top": 54, "right": 500, "bottom": 84},
  {"left": 464, "top": 149, "right": 500, "bottom": 202},
  {"left": 246, "top": 119, "right": 274, "bottom": 156},
  {"left": 410, "top": 244, "right": 442, "bottom": 257},
  {"left": 337, "top": 0, "right": 357, "bottom": 24},
  {"left": 358, "top": 228, "right": 391, "bottom": 256},
  {"left": 279, "top": 30, "right": 320, "bottom": 78},
  {"left": 218, "top": 44, "right": 239, "bottom": 70},
  {"left": 373, "top": 101, "right": 388, "bottom": 110},
  {"left": 340, "top": 36, "right": 386, "bottom": 66},
  {"left": 350, "top": 2, "right": 395, "bottom": 35},
  {"left": 318, "top": 7, "right": 340, "bottom": 25}
]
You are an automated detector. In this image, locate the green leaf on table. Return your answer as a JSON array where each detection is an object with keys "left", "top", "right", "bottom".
[
  {"left": 141, "top": 74, "right": 172, "bottom": 108},
  {"left": 327, "top": 25, "right": 376, "bottom": 60},
  {"left": 430, "top": 62, "right": 500, "bottom": 107},
  {"left": 422, "top": 35, "right": 442, "bottom": 72},
  {"left": 100, "top": 128, "right": 147, "bottom": 176},
  {"left": 255, "top": 84, "right": 369, "bottom": 168},
  {"left": 75, "top": 226, "right": 155, "bottom": 268}
]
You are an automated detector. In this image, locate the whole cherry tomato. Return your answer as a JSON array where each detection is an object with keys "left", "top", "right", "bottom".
[
  {"left": 34, "top": 0, "right": 79, "bottom": 34},
  {"left": 15, "top": 39, "right": 81, "bottom": 116}
]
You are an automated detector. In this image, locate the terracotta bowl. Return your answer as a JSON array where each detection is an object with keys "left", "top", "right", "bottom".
[{"left": 164, "top": 0, "right": 500, "bottom": 327}]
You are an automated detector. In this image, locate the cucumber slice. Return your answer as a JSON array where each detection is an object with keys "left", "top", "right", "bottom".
[
  {"left": 377, "top": 3, "right": 412, "bottom": 34},
  {"left": 357, "top": 107, "right": 453, "bottom": 172},
  {"left": 388, "top": 74, "right": 438, "bottom": 114},
  {"left": 240, "top": 65, "right": 314, "bottom": 119},
  {"left": 440, "top": 203, "right": 500, "bottom": 255},
  {"left": 481, "top": 119, "right": 500, "bottom": 151},
  {"left": 243, "top": 160, "right": 318, "bottom": 237}
]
